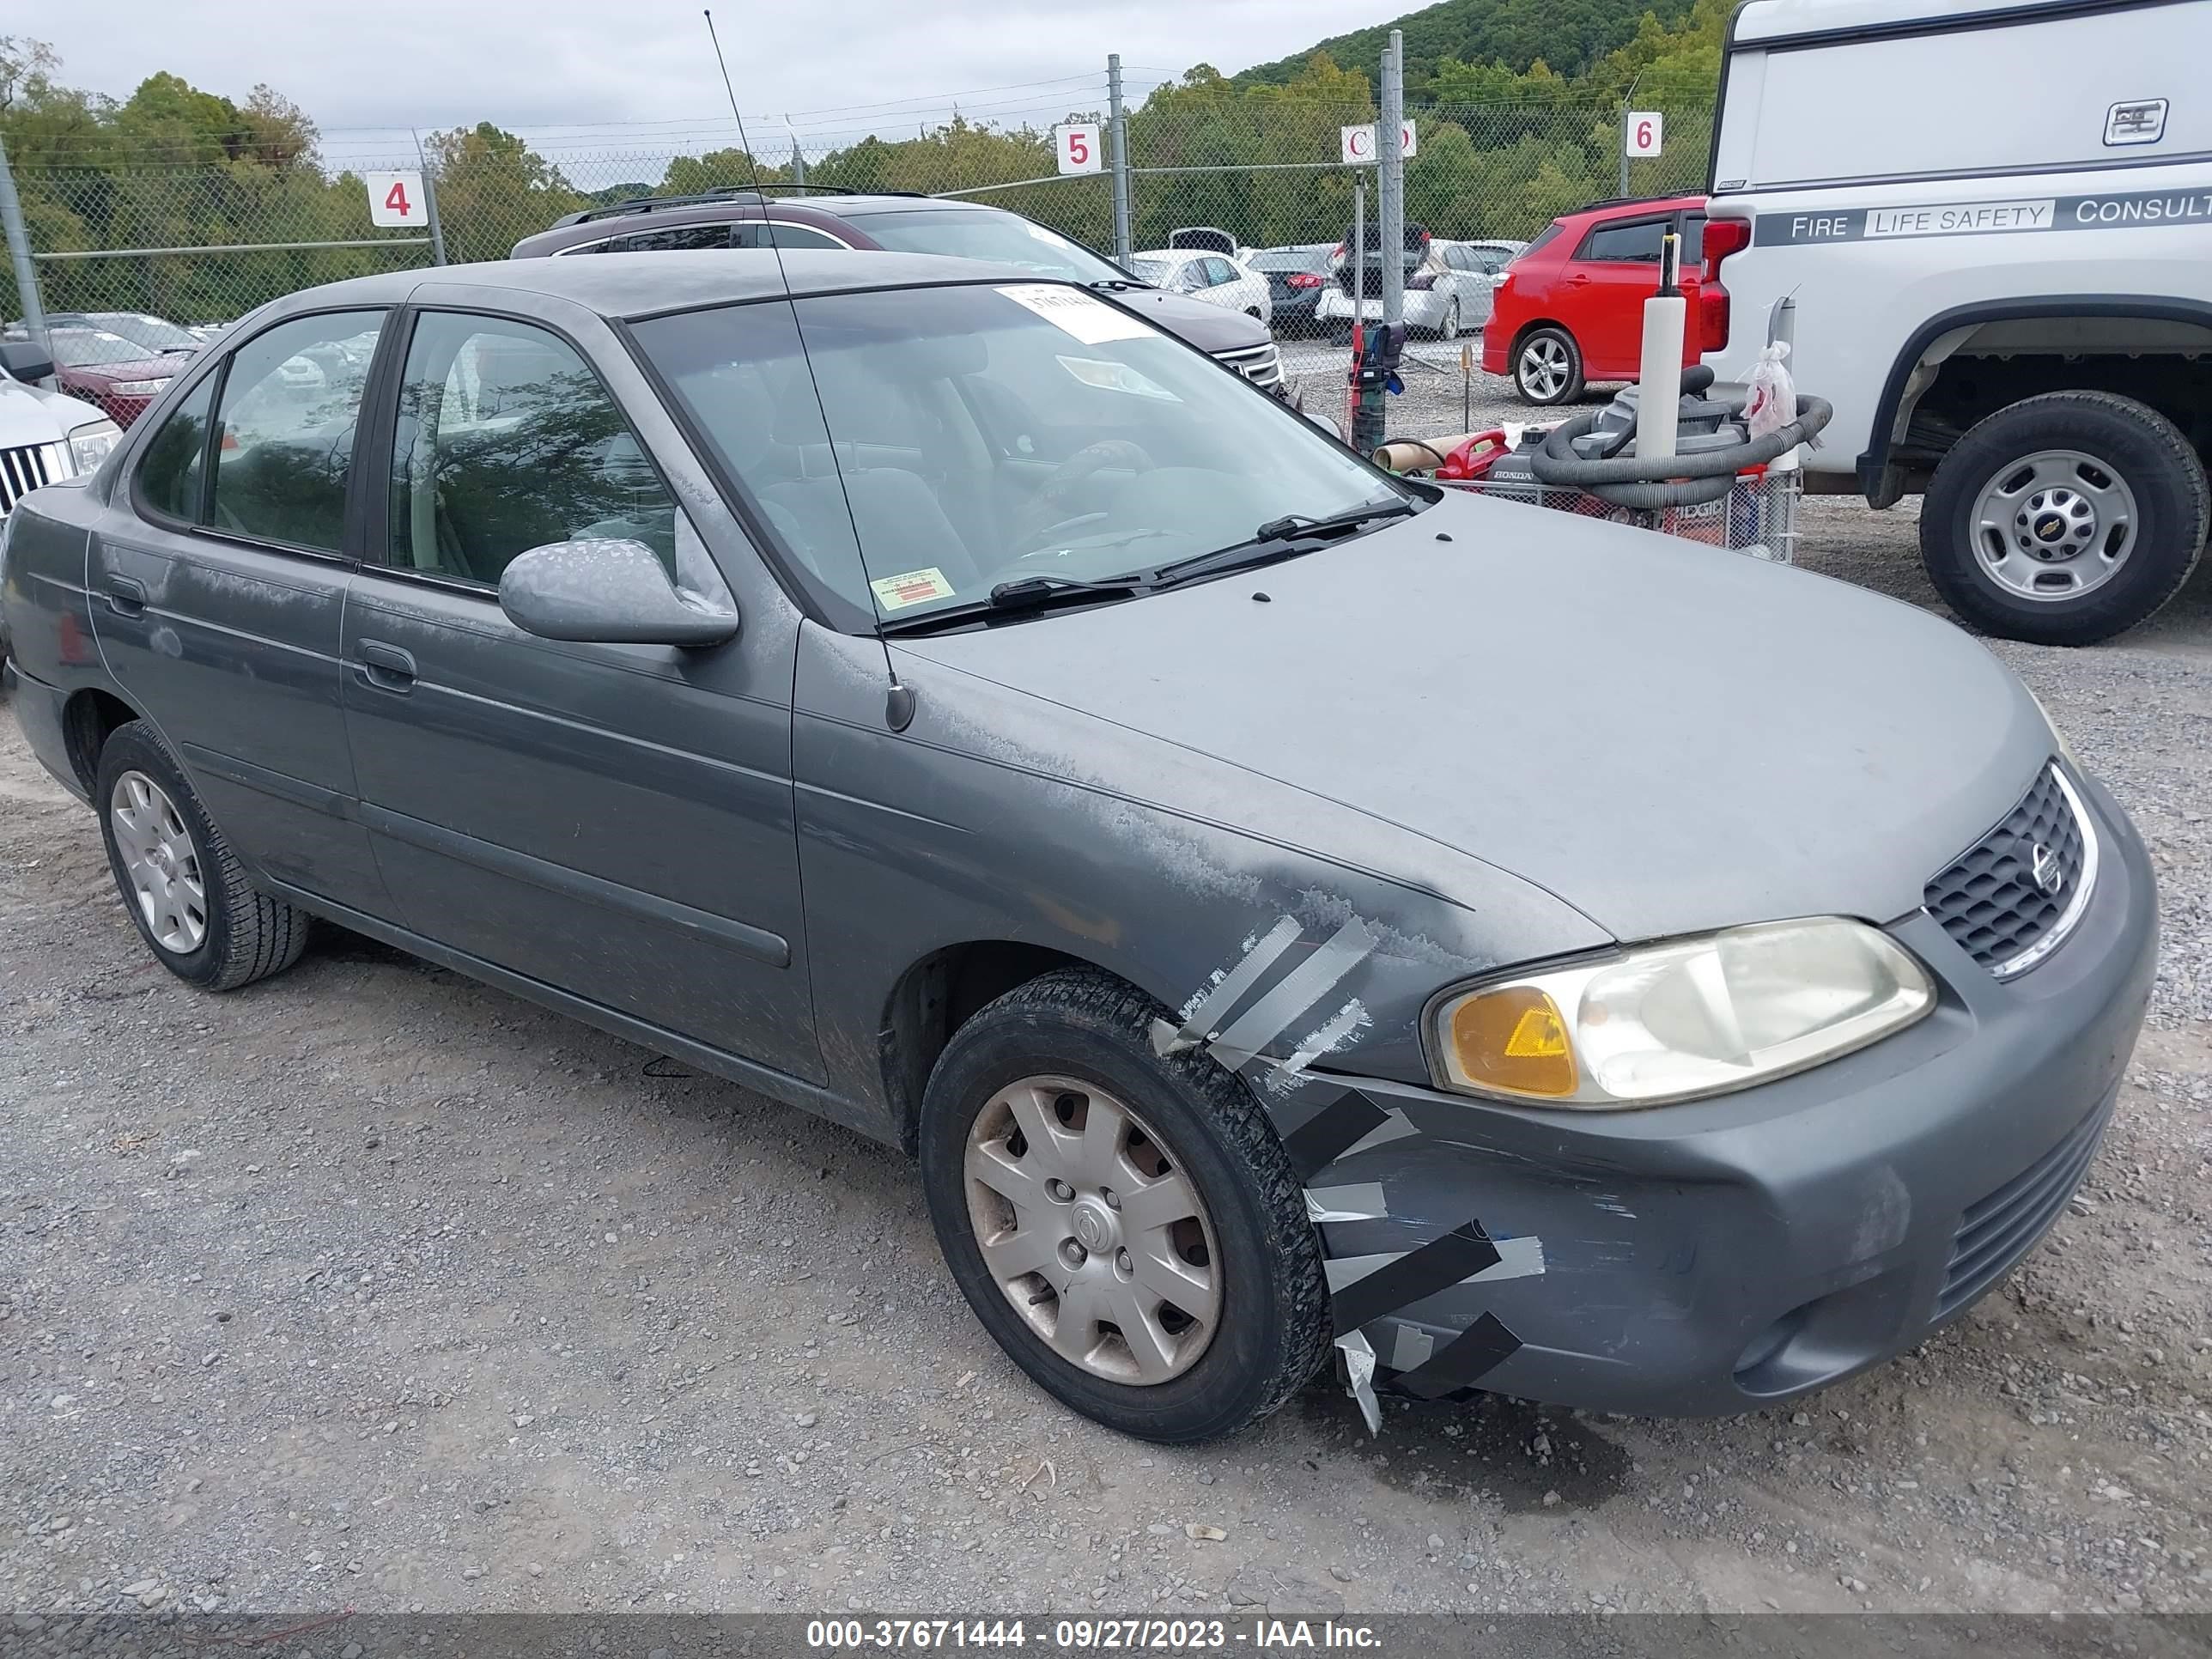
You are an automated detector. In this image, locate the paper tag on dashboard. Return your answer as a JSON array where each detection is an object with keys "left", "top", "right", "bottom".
[
  {"left": 997, "top": 284, "right": 1152, "bottom": 345},
  {"left": 869, "top": 567, "right": 957, "bottom": 611}
]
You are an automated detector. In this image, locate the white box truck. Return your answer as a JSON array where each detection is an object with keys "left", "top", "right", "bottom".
[{"left": 1703, "top": 0, "right": 2212, "bottom": 643}]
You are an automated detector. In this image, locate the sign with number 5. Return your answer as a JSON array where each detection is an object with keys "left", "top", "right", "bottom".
[
  {"left": 1054, "top": 124, "right": 1103, "bottom": 176},
  {"left": 365, "top": 170, "right": 427, "bottom": 228},
  {"left": 1624, "top": 112, "right": 1664, "bottom": 160}
]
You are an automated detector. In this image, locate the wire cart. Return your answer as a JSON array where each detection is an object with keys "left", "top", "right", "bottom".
[{"left": 1432, "top": 452, "right": 1804, "bottom": 564}]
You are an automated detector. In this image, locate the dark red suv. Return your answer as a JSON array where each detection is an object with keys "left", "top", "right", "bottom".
[{"left": 1482, "top": 195, "right": 1718, "bottom": 405}]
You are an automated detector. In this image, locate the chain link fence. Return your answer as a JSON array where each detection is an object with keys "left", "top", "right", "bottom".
[{"left": 2, "top": 90, "right": 1713, "bottom": 349}]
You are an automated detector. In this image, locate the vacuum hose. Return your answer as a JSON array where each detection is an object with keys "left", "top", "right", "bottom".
[{"left": 1528, "top": 366, "right": 1833, "bottom": 509}]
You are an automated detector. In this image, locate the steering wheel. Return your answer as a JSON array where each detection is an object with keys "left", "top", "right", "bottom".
[{"left": 1012, "top": 441, "right": 1158, "bottom": 556}]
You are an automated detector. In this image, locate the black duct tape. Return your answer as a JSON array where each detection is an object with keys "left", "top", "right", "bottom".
[
  {"left": 1330, "top": 1219, "right": 1502, "bottom": 1336},
  {"left": 1278, "top": 1086, "right": 1391, "bottom": 1183},
  {"left": 1396, "top": 1311, "right": 1524, "bottom": 1399}
]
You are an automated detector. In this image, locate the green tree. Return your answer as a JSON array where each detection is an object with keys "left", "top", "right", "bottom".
[{"left": 423, "top": 122, "right": 588, "bottom": 264}]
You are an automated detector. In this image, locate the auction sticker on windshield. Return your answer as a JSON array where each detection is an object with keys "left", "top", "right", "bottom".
[
  {"left": 997, "top": 284, "right": 1152, "bottom": 345},
  {"left": 870, "top": 567, "right": 957, "bottom": 611}
]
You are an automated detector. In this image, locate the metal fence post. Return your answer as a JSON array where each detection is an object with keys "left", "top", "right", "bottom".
[
  {"left": 0, "top": 136, "right": 53, "bottom": 380},
  {"left": 1378, "top": 30, "right": 1405, "bottom": 334},
  {"left": 1108, "top": 53, "right": 1133, "bottom": 269},
  {"left": 791, "top": 140, "right": 807, "bottom": 188},
  {"left": 412, "top": 131, "right": 449, "bottom": 266}
]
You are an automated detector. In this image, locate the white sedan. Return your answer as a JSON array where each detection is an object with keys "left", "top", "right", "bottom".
[
  {"left": 1130, "top": 250, "right": 1272, "bottom": 327},
  {"left": 1316, "top": 239, "right": 1527, "bottom": 339}
]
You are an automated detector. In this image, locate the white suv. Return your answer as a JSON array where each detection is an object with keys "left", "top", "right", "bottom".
[{"left": 1704, "top": 0, "right": 2212, "bottom": 644}]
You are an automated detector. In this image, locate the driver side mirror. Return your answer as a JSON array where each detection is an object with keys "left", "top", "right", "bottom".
[{"left": 498, "top": 538, "right": 740, "bottom": 647}]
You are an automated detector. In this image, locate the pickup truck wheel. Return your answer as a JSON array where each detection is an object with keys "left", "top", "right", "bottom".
[
  {"left": 95, "top": 720, "right": 311, "bottom": 990},
  {"left": 1921, "top": 392, "right": 2209, "bottom": 646},
  {"left": 1514, "top": 326, "right": 1583, "bottom": 405},
  {"left": 918, "top": 967, "right": 1332, "bottom": 1443}
]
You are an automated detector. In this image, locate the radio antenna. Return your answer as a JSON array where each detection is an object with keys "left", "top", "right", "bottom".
[{"left": 702, "top": 9, "right": 908, "bottom": 725}]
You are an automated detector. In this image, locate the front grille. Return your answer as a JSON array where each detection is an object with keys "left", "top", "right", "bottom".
[
  {"left": 1923, "top": 763, "right": 2094, "bottom": 978},
  {"left": 1936, "top": 1098, "right": 2110, "bottom": 1320},
  {"left": 1214, "top": 342, "right": 1282, "bottom": 389},
  {"left": 0, "top": 441, "right": 64, "bottom": 512}
]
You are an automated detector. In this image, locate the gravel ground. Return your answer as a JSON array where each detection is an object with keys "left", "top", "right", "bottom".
[{"left": 3, "top": 362, "right": 2209, "bottom": 1621}]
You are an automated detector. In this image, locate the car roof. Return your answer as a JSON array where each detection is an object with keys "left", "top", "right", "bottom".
[
  {"left": 1565, "top": 194, "right": 1706, "bottom": 222},
  {"left": 251, "top": 249, "right": 1042, "bottom": 323}
]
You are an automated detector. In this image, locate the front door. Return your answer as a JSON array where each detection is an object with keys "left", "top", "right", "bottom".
[
  {"left": 339, "top": 301, "right": 823, "bottom": 1083},
  {"left": 87, "top": 308, "right": 392, "bottom": 914}
]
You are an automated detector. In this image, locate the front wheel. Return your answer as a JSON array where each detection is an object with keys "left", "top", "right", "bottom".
[
  {"left": 1514, "top": 325, "right": 1583, "bottom": 405},
  {"left": 918, "top": 969, "right": 1332, "bottom": 1443},
  {"left": 1920, "top": 391, "right": 2209, "bottom": 645}
]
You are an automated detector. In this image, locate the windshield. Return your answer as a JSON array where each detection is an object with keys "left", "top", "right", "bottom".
[
  {"left": 1129, "top": 258, "right": 1173, "bottom": 285},
  {"left": 841, "top": 209, "right": 1132, "bottom": 285},
  {"left": 49, "top": 329, "right": 158, "bottom": 368},
  {"left": 635, "top": 283, "right": 1406, "bottom": 631},
  {"left": 94, "top": 313, "right": 199, "bottom": 351}
]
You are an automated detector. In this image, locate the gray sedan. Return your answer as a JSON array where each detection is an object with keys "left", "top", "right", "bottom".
[{"left": 0, "top": 251, "right": 2155, "bottom": 1443}]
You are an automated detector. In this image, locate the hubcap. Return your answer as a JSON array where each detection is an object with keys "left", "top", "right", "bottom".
[
  {"left": 109, "top": 770, "right": 206, "bottom": 953},
  {"left": 1519, "top": 336, "right": 1568, "bottom": 399},
  {"left": 963, "top": 1076, "right": 1221, "bottom": 1385},
  {"left": 1971, "top": 448, "right": 2138, "bottom": 601},
  {"left": 1441, "top": 300, "right": 1459, "bottom": 340}
]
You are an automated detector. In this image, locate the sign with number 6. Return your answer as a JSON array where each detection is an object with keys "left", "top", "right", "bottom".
[
  {"left": 365, "top": 170, "right": 427, "bottom": 228},
  {"left": 1054, "top": 124, "right": 1103, "bottom": 176},
  {"left": 1624, "top": 112, "right": 1664, "bottom": 160}
]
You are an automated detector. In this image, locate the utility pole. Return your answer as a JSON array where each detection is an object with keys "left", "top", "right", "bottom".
[
  {"left": 0, "top": 136, "right": 53, "bottom": 377},
  {"left": 1107, "top": 53, "right": 1133, "bottom": 268},
  {"left": 1378, "top": 30, "right": 1405, "bottom": 332}
]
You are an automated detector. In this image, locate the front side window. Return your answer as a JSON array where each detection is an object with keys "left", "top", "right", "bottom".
[
  {"left": 135, "top": 374, "right": 216, "bottom": 521},
  {"left": 747, "top": 222, "right": 846, "bottom": 250},
  {"left": 210, "top": 310, "right": 386, "bottom": 552},
  {"left": 385, "top": 312, "right": 678, "bottom": 586},
  {"left": 636, "top": 284, "right": 1406, "bottom": 631},
  {"left": 1579, "top": 219, "right": 1668, "bottom": 264}
]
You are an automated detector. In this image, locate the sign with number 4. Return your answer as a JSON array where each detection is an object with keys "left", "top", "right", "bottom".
[
  {"left": 1054, "top": 124, "right": 1103, "bottom": 176},
  {"left": 365, "top": 170, "right": 427, "bottom": 228},
  {"left": 1624, "top": 112, "right": 1664, "bottom": 160}
]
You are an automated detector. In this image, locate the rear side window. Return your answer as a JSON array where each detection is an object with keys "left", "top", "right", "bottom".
[
  {"left": 604, "top": 223, "right": 734, "bottom": 253},
  {"left": 1516, "top": 224, "right": 1565, "bottom": 262},
  {"left": 210, "top": 310, "right": 386, "bottom": 553},
  {"left": 1680, "top": 214, "right": 1706, "bottom": 265},
  {"left": 1579, "top": 219, "right": 1668, "bottom": 263},
  {"left": 135, "top": 375, "right": 216, "bottom": 521},
  {"left": 738, "top": 222, "right": 846, "bottom": 250},
  {"left": 385, "top": 312, "right": 678, "bottom": 586}
]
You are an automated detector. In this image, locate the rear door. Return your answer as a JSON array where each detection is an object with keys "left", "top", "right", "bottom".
[
  {"left": 1565, "top": 215, "right": 1669, "bottom": 375},
  {"left": 88, "top": 308, "right": 392, "bottom": 915},
  {"left": 339, "top": 295, "right": 823, "bottom": 1082}
]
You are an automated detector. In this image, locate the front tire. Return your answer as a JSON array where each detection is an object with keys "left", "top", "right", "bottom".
[
  {"left": 95, "top": 720, "right": 311, "bottom": 990},
  {"left": 1920, "top": 392, "right": 2209, "bottom": 645},
  {"left": 918, "top": 969, "right": 1332, "bottom": 1443},
  {"left": 1514, "top": 325, "right": 1583, "bottom": 404}
]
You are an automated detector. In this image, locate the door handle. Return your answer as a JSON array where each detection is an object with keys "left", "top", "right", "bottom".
[
  {"left": 104, "top": 575, "right": 148, "bottom": 617},
  {"left": 1565, "top": 273, "right": 1592, "bottom": 286},
  {"left": 355, "top": 638, "right": 417, "bottom": 693}
]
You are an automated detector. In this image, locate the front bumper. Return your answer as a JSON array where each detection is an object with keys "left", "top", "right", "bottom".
[{"left": 1311, "top": 769, "right": 2156, "bottom": 1416}]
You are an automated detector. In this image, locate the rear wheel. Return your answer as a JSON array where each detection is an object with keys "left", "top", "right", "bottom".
[
  {"left": 95, "top": 720, "right": 311, "bottom": 989},
  {"left": 1920, "top": 392, "right": 2208, "bottom": 645},
  {"left": 1435, "top": 298, "right": 1462, "bottom": 342},
  {"left": 918, "top": 968, "right": 1332, "bottom": 1443},
  {"left": 1514, "top": 325, "right": 1583, "bottom": 405}
]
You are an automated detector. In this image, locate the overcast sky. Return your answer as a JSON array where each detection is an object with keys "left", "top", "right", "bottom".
[{"left": 36, "top": 0, "right": 1418, "bottom": 149}]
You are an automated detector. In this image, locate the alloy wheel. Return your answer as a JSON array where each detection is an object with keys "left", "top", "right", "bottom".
[
  {"left": 963, "top": 1075, "right": 1221, "bottom": 1385},
  {"left": 1519, "top": 335, "right": 1570, "bottom": 400}
]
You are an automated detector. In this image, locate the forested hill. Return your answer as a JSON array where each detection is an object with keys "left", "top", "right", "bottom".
[{"left": 1237, "top": 0, "right": 1704, "bottom": 94}]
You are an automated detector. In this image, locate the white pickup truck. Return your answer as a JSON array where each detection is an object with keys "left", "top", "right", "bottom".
[
  {"left": 0, "top": 339, "right": 125, "bottom": 672},
  {"left": 1704, "top": 0, "right": 2212, "bottom": 644}
]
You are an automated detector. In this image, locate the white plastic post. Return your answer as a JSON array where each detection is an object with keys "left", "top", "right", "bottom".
[{"left": 1635, "top": 231, "right": 1686, "bottom": 461}]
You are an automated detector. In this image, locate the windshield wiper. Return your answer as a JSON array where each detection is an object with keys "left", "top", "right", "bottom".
[
  {"left": 877, "top": 574, "right": 1150, "bottom": 636},
  {"left": 1150, "top": 498, "right": 1419, "bottom": 588}
]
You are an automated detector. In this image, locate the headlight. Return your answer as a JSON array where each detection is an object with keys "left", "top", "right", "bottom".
[
  {"left": 107, "top": 379, "right": 171, "bottom": 398},
  {"left": 67, "top": 419, "right": 123, "bottom": 475},
  {"left": 1431, "top": 918, "right": 1934, "bottom": 1109}
]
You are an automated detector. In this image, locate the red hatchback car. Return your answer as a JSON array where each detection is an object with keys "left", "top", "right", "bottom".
[
  {"left": 1483, "top": 195, "right": 1731, "bottom": 405},
  {"left": 41, "top": 326, "right": 185, "bottom": 428}
]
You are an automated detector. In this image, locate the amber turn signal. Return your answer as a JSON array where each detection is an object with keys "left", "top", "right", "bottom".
[{"left": 1444, "top": 984, "right": 1579, "bottom": 1099}]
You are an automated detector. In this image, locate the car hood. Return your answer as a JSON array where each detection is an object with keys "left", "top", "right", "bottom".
[
  {"left": 67, "top": 356, "right": 177, "bottom": 388},
  {"left": 1096, "top": 287, "right": 1270, "bottom": 354},
  {"left": 0, "top": 376, "right": 79, "bottom": 446},
  {"left": 896, "top": 490, "right": 2053, "bottom": 942}
]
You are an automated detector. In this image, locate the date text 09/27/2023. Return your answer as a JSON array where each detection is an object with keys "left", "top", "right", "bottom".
[{"left": 805, "top": 1618, "right": 1384, "bottom": 1651}]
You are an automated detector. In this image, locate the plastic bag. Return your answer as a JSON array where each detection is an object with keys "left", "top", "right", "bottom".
[{"left": 1742, "top": 339, "right": 1797, "bottom": 444}]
